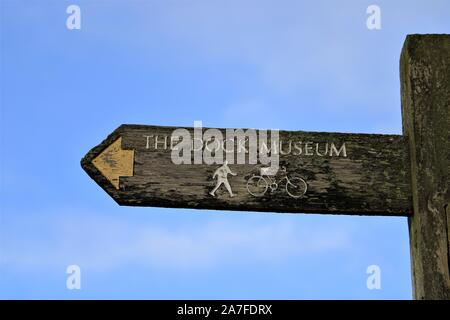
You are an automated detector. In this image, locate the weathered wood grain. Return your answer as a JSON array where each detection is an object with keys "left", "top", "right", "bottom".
[
  {"left": 81, "top": 125, "right": 412, "bottom": 216},
  {"left": 401, "top": 34, "right": 450, "bottom": 299}
]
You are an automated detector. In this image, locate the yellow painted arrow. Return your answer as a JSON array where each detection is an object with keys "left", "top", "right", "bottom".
[{"left": 92, "top": 137, "right": 134, "bottom": 189}]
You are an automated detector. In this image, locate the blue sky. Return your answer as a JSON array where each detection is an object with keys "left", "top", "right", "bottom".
[{"left": 0, "top": 0, "right": 448, "bottom": 299}]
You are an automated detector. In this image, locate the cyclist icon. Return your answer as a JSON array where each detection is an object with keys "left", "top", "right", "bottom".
[{"left": 246, "top": 166, "right": 307, "bottom": 198}]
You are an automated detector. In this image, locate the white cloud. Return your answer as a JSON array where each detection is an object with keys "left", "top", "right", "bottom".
[
  {"left": 0, "top": 208, "right": 352, "bottom": 271},
  {"left": 144, "top": 0, "right": 385, "bottom": 99},
  {"left": 221, "top": 99, "right": 285, "bottom": 128}
]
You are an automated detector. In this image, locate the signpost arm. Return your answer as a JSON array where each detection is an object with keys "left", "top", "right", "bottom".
[{"left": 400, "top": 34, "right": 450, "bottom": 299}]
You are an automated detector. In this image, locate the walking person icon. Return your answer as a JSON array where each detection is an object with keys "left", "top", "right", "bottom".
[{"left": 209, "top": 161, "right": 237, "bottom": 197}]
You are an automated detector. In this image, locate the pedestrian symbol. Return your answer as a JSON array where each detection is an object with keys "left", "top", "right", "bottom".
[{"left": 209, "top": 161, "right": 237, "bottom": 197}]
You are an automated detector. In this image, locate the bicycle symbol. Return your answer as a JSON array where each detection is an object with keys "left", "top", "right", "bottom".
[{"left": 246, "top": 166, "right": 308, "bottom": 198}]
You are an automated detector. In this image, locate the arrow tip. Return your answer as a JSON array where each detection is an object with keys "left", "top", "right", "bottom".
[{"left": 92, "top": 137, "right": 134, "bottom": 189}]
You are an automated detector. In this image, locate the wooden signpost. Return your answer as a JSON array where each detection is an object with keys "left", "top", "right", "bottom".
[
  {"left": 81, "top": 34, "right": 450, "bottom": 299},
  {"left": 82, "top": 125, "right": 411, "bottom": 216}
]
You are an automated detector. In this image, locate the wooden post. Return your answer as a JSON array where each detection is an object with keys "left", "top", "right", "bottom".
[{"left": 401, "top": 34, "right": 450, "bottom": 299}]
